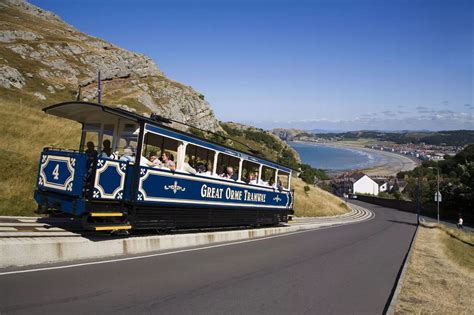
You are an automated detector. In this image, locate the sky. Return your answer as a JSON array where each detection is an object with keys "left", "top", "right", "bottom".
[{"left": 31, "top": 0, "right": 473, "bottom": 131}]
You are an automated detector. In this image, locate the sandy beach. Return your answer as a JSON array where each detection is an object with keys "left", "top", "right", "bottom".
[{"left": 295, "top": 141, "right": 420, "bottom": 176}]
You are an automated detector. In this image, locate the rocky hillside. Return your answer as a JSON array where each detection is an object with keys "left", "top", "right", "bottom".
[{"left": 0, "top": 0, "right": 221, "bottom": 132}]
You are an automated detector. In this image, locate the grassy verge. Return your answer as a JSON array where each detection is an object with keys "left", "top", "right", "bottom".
[
  {"left": 395, "top": 224, "right": 474, "bottom": 314},
  {"left": 292, "top": 177, "right": 349, "bottom": 217}
]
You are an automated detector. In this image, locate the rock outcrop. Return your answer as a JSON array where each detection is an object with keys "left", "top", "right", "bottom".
[
  {"left": 0, "top": 0, "right": 222, "bottom": 132},
  {"left": 0, "top": 65, "right": 25, "bottom": 88}
]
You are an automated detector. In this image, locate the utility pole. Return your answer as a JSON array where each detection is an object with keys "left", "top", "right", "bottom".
[
  {"left": 429, "top": 165, "right": 440, "bottom": 224},
  {"left": 436, "top": 165, "right": 440, "bottom": 224},
  {"left": 416, "top": 176, "right": 420, "bottom": 224}
]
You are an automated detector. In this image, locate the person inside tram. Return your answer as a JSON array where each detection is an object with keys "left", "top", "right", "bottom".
[
  {"left": 142, "top": 151, "right": 162, "bottom": 168},
  {"left": 85, "top": 141, "right": 98, "bottom": 160},
  {"left": 268, "top": 178, "right": 275, "bottom": 188},
  {"left": 182, "top": 158, "right": 197, "bottom": 174},
  {"left": 84, "top": 141, "right": 98, "bottom": 187},
  {"left": 161, "top": 151, "right": 176, "bottom": 171},
  {"left": 220, "top": 166, "right": 238, "bottom": 181},
  {"left": 276, "top": 179, "right": 284, "bottom": 191},
  {"left": 99, "top": 139, "right": 115, "bottom": 159},
  {"left": 246, "top": 172, "right": 258, "bottom": 185},
  {"left": 120, "top": 147, "right": 135, "bottom": 163}
]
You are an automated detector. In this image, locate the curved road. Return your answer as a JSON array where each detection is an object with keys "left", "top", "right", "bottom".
[{"left": 0, "top": 201, "right": 417, "bottom": 314}]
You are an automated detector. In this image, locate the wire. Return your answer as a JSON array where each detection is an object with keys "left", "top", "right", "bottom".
[{"left": 152, "top": 114, "right": 262, "bottom": 156}]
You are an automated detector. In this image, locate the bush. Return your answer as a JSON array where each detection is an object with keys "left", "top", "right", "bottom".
[
  {"left": 299, "top": 163, "right": 329, "bottom": 184},
  {"left": 304, "top": 185, "right": 310, "bottom": 194}
]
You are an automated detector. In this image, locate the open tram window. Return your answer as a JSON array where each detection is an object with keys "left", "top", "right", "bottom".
[
  {"left": 261, "top": 166, "right": 276, "bottom": 187},
  {"left": 185, "top": 144, "right": 215, "bottom": 176},
  {"left": 242, "top": 160, "right": 260, "bottom": 184},
  {"left": 80, "top": 123, "right": 101, "bottom": 152},
  {"left": 142, "top": 132, "right": 181, "bottom": 170},
  {"left": 277, "top": 170, "right": 290, "bottom": 190},
  {"left": 216, "top": 153, "right": 239, "bottom": 180}
]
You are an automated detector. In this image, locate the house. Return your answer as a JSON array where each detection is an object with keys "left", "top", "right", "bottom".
[
  {"left": 332, "top": 172, "right": 379, "bottom": 196},
  {"left": 374, "top": 178, "right": 389, "bottom": 193},
  {"left": 351, "top": 173, "right": 379, "bottom": 195}
]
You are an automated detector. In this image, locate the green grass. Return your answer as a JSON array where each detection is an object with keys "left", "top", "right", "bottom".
[
  {"left": 0, "top": 100, "right": 80, "bottom": 215},
  {"left": 435, "top": 225, "right": 474, "bottom": 271}
]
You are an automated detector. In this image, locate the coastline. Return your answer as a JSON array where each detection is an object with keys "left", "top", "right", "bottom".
[{"left": 291, "top": 140, "right": 419, "bottom": 176}]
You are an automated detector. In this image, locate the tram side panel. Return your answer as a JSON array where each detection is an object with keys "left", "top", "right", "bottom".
[{"left": 131, "top": 166, "right": 292, "bottom": 228}]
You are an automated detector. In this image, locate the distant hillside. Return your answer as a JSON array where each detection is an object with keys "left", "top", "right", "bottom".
[
  {"left": 273, "top": 129, "right": 474, "bottom": 146},
  {"left": 313, "top": 130, "right": 474, "bottom": 146}
]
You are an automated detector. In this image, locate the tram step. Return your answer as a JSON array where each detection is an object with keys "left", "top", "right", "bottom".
[
  {"left": 92, "top": 224, "right": 132, "bottom": 231},
  {"left": 90, "top": 212, "right": 124, "bottom": 217}
]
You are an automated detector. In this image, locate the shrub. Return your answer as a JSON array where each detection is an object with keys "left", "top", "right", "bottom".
[{"left": 304, "top": 185, "right": 310, "bottom": 194}]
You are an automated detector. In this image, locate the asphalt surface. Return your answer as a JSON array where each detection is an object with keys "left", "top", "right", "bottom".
[{"left": 0, "top": 201, "right": 417, "bottom": 314}]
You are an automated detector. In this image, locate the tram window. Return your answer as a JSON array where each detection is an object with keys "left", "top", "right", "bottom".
[
  {"left": 277, "top": 171, "right": 290, "bottom": 190},
  {"left": 241, "top": 160, "right": 260, "bottom": 184},
  {"left": 142, "top": 132, "right": 181, "bottom": 168},
  {"left": 81, "top": 123, "right": 100, "bottom": 151},
  {"left": 185, "top": 144, "right": 215, "bottom": 175},
  {"left": 261, "top": 166, "right": 276, "bottom": 187},
  {"left": 216, "top": 153, "right": 239, "bottom": 180}
]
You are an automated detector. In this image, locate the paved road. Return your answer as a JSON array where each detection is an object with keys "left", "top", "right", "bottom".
[{"left": 0, "top": 201, "right": 417, "bottom": 314}]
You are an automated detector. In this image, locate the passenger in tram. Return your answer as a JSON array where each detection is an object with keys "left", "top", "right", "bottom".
[
  {"left": 85, "top": 141, "right": 98, "bottom": 161},
  {"left": 276, "top": 179, "right": 284, "bottom": 191},
  {"left": 196, "top": 163, "right": 213, "bottom": 176},
  {"left": 220, "top": 166, "right": 238, "bottom": 181},
  {"left": 268, "top": 178, "right": 275, "bottom": 188},
  {"left": 161, "top": 151, "right": 176, "bottom": 171},
  {"left": 120, "top": 147, "right": 135, "bottom": 163},
  {"left": 84, "top": 141, "right": 98, "bottom": 188},
  {"left": 142, "top": 151, "right": 162, "bottom": 168},
  {"left": 246, "top": 172, "right": 258, "bottom": 185},
  {"left": 99, "top": 139, "right": 115, "bottom": 159},
  {"left": 182, "top": 158, "right": 197, "bottom": 174}
]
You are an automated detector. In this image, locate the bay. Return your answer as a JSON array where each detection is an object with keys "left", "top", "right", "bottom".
[{"left": 289, "top": 141, "right": 383, "bottom": 171}]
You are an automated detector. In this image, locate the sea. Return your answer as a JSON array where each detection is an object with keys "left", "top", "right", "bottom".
[{"left": 289, "top": 141, "right": 384, "bottom": 172}]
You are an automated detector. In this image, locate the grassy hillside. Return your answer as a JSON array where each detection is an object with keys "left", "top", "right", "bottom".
[
  {"left": 0, "top": 100, "right": 80, "bottom": 215},
  {"left": 292, "top": 178, "right": 348, "bottom": 216}
]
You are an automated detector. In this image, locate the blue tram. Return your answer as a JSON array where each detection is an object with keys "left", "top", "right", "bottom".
[{"left": 35, "top": 102, "right": 294, "bottom": 232}]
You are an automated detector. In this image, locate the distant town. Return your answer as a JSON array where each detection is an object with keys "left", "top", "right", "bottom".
[{"left": 364, "top": 143, "right": 463, "bottom": 162}]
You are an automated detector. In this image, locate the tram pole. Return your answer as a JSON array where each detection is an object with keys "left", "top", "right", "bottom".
[{"left": 98, "top": 70, "right": 101, "bottom": 104}]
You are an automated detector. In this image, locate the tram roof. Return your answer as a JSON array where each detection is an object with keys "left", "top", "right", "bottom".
[{"left": 43, "top": 101, "right": 295, "bottom": 173}]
